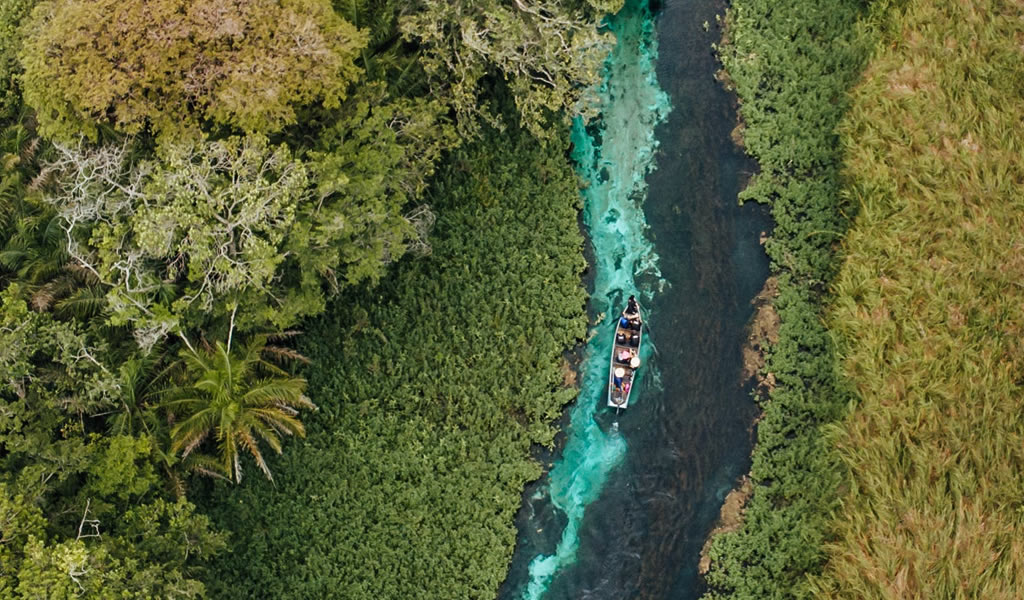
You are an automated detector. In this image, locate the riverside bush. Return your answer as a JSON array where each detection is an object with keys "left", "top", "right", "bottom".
[
  {"left": 701, "top": 0, "right": 873, "bottom": 597},
  {"left": 199, "top": 125, "right": 588, "bottom": 599}
]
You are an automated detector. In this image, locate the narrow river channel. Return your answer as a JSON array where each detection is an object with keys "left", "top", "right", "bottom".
[{"left": 499, "top": 0, "right": 771, "bottom": 597}]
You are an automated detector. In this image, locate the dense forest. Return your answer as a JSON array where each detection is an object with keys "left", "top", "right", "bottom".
[
  {"left": 3, "top": 0, "right": 1022, "bottom": 597},
  {"left": 0, "top": 0, "right": 615, "bottom": 596}
]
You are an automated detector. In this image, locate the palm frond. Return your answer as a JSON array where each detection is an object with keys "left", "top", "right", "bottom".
[
  {"left": 182, "top": 453, "right": 231, "bottom": 482},
  {"left": 237, "top": 430, "right": 272, "bottom": 481},
  {"left": 171, "top": 426, "right": 210, "bottom": 458},
  {"left": 265, "top": 330, "right": 302, "bottom": 341},
  {"left": 242, "top": 379, "right": 309, "bottom": 407},
  {"left": 53, "top": 285, "right": 107, "bottom": 320},
  {"left": 248, "top": 419, "right": 286, "bottom": 454},
  {"left": 261, "top": 344, "right": 311, "bottom": 365},
  {"left": 250, "top": 408, "right": 306, "bottom": 438}
]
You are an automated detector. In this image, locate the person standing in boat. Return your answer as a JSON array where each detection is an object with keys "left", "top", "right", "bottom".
[{"left": 625, "top": 295, "right": 639, "bottom": 316}]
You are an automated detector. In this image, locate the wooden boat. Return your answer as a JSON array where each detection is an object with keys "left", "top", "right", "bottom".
[{"left": 608, "top": 298, "right": 643, "bottom": 410}]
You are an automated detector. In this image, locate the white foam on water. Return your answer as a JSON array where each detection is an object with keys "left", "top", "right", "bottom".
[{"left": 520, "top": 0, "right": 671, "bottom": 597}]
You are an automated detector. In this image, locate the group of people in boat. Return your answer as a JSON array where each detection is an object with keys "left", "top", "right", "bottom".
[
  {"left": 611, "top": 295, "right": 642, "bottom": 397},
  {"left": 615, "top": 330, "right": 640, "bottom": 348}
]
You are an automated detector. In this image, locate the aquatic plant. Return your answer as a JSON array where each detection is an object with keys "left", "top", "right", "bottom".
[
  {"left": 701, "top": 0, "right": 874, "bottom": 597},
  {"left": 198, "top": 123, "right": 589, "bottom": 599}
]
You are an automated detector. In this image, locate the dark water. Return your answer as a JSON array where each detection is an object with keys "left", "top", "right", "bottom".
[
  {"left": 626, "top": 0, "right": 771, "bottom": 595},
  {"left": 500, "top": 0, "right": 771, "bottom": 599}
]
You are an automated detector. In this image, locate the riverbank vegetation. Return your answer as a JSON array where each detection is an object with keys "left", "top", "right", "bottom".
[
  {"left": 706, "top": 0, "right": 1024, "bottom": 597},
  {"left": 701, "top": 0, "right": 873, "bottom": 597},
  {"left": 198, "top": 124, "right": 588, "bottom": 599},
  {"left": 0, "top": 0, "right": 613, "bottom": 596},
  {"left": 813, "top": 0, "right": 1024, "bottom": 595}
]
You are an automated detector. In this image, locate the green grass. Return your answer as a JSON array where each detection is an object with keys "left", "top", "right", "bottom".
[
  {"left": 813, "top": 0, "right": 1024, "bottom": 597},
  {"left": 198, "top": 125, "right": 589, "bottom": 599}
]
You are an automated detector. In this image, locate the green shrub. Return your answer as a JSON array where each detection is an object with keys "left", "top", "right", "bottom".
[{"left": 701, "top": 0, "right": 874, "bottom": 597}]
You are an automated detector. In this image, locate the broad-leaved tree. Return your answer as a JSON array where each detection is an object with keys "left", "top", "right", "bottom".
[
  {"left": 400, "top": 0, "right": 621, "bottom": 137},
  {"left": 19, "top": 0, "right": 368, "bottom": 141}
]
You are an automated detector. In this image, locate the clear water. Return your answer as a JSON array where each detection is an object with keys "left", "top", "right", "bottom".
[{"left": 500, "top": 0, "right": 771, "bottom": 597}]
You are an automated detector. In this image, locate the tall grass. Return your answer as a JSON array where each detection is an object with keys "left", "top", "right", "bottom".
[{"left": 813, "top": 0, "right": 1024, "bottom": 597}]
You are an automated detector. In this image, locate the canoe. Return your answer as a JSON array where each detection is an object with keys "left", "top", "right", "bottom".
[{"left": 608, "top": 299, "right": 642, "bottom": 410}]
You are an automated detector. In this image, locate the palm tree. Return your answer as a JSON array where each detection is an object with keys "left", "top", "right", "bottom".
[
  {"left": 334, "top": 0, "right": 427, "bottom": 97},
  {"left": 0, "top": 118, "right": 110, "bottom": 318},
  {"left": 167, "top": 337, "right": 316, "bottom": 484}
]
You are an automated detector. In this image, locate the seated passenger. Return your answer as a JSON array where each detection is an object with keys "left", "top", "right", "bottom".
[{"left": 629, "top": 333, "right": 639, "bottom": 347}]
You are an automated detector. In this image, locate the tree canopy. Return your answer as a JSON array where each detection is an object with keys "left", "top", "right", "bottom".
[
  {"left": 402, "top": 0, "right": 621, "bottom": 137},
  {"left": 39, "top": 136, "right": 314, "bottom": 342},
  {"left": 0, "top": 0, "right": 37, "bottom": 122},
  {"left": 19, "top": 0, "right": 367, "bottom": 141},
  {"left": 39, "top": 126, "right": 444, "bottom": 345},
  {"left": 0, "top": 283, "right": 227, "bottom": 598},
  {"left": 0, "top": 0, "right": 618, "bottom": 595}
]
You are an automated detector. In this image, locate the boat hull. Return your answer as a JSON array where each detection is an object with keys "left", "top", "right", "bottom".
[{"left": 608, "top": 303, "right": 643, "bottom": 409}]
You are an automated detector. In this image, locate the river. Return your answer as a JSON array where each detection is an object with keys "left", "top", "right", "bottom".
[{"left": 499, "top": 0, "right": 772, "bottom": 598}]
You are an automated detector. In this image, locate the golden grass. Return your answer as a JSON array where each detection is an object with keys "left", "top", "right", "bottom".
[{"left": 814, "top": 0, "right": 1024, "bottom": 597}]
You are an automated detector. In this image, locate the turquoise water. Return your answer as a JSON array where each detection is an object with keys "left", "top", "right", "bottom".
[
  {"left": 516, "top": 1, "right": 671, "bottom": 598},
  {"left": 501, "top": 0, "right": 772, "bottom": 598}
]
